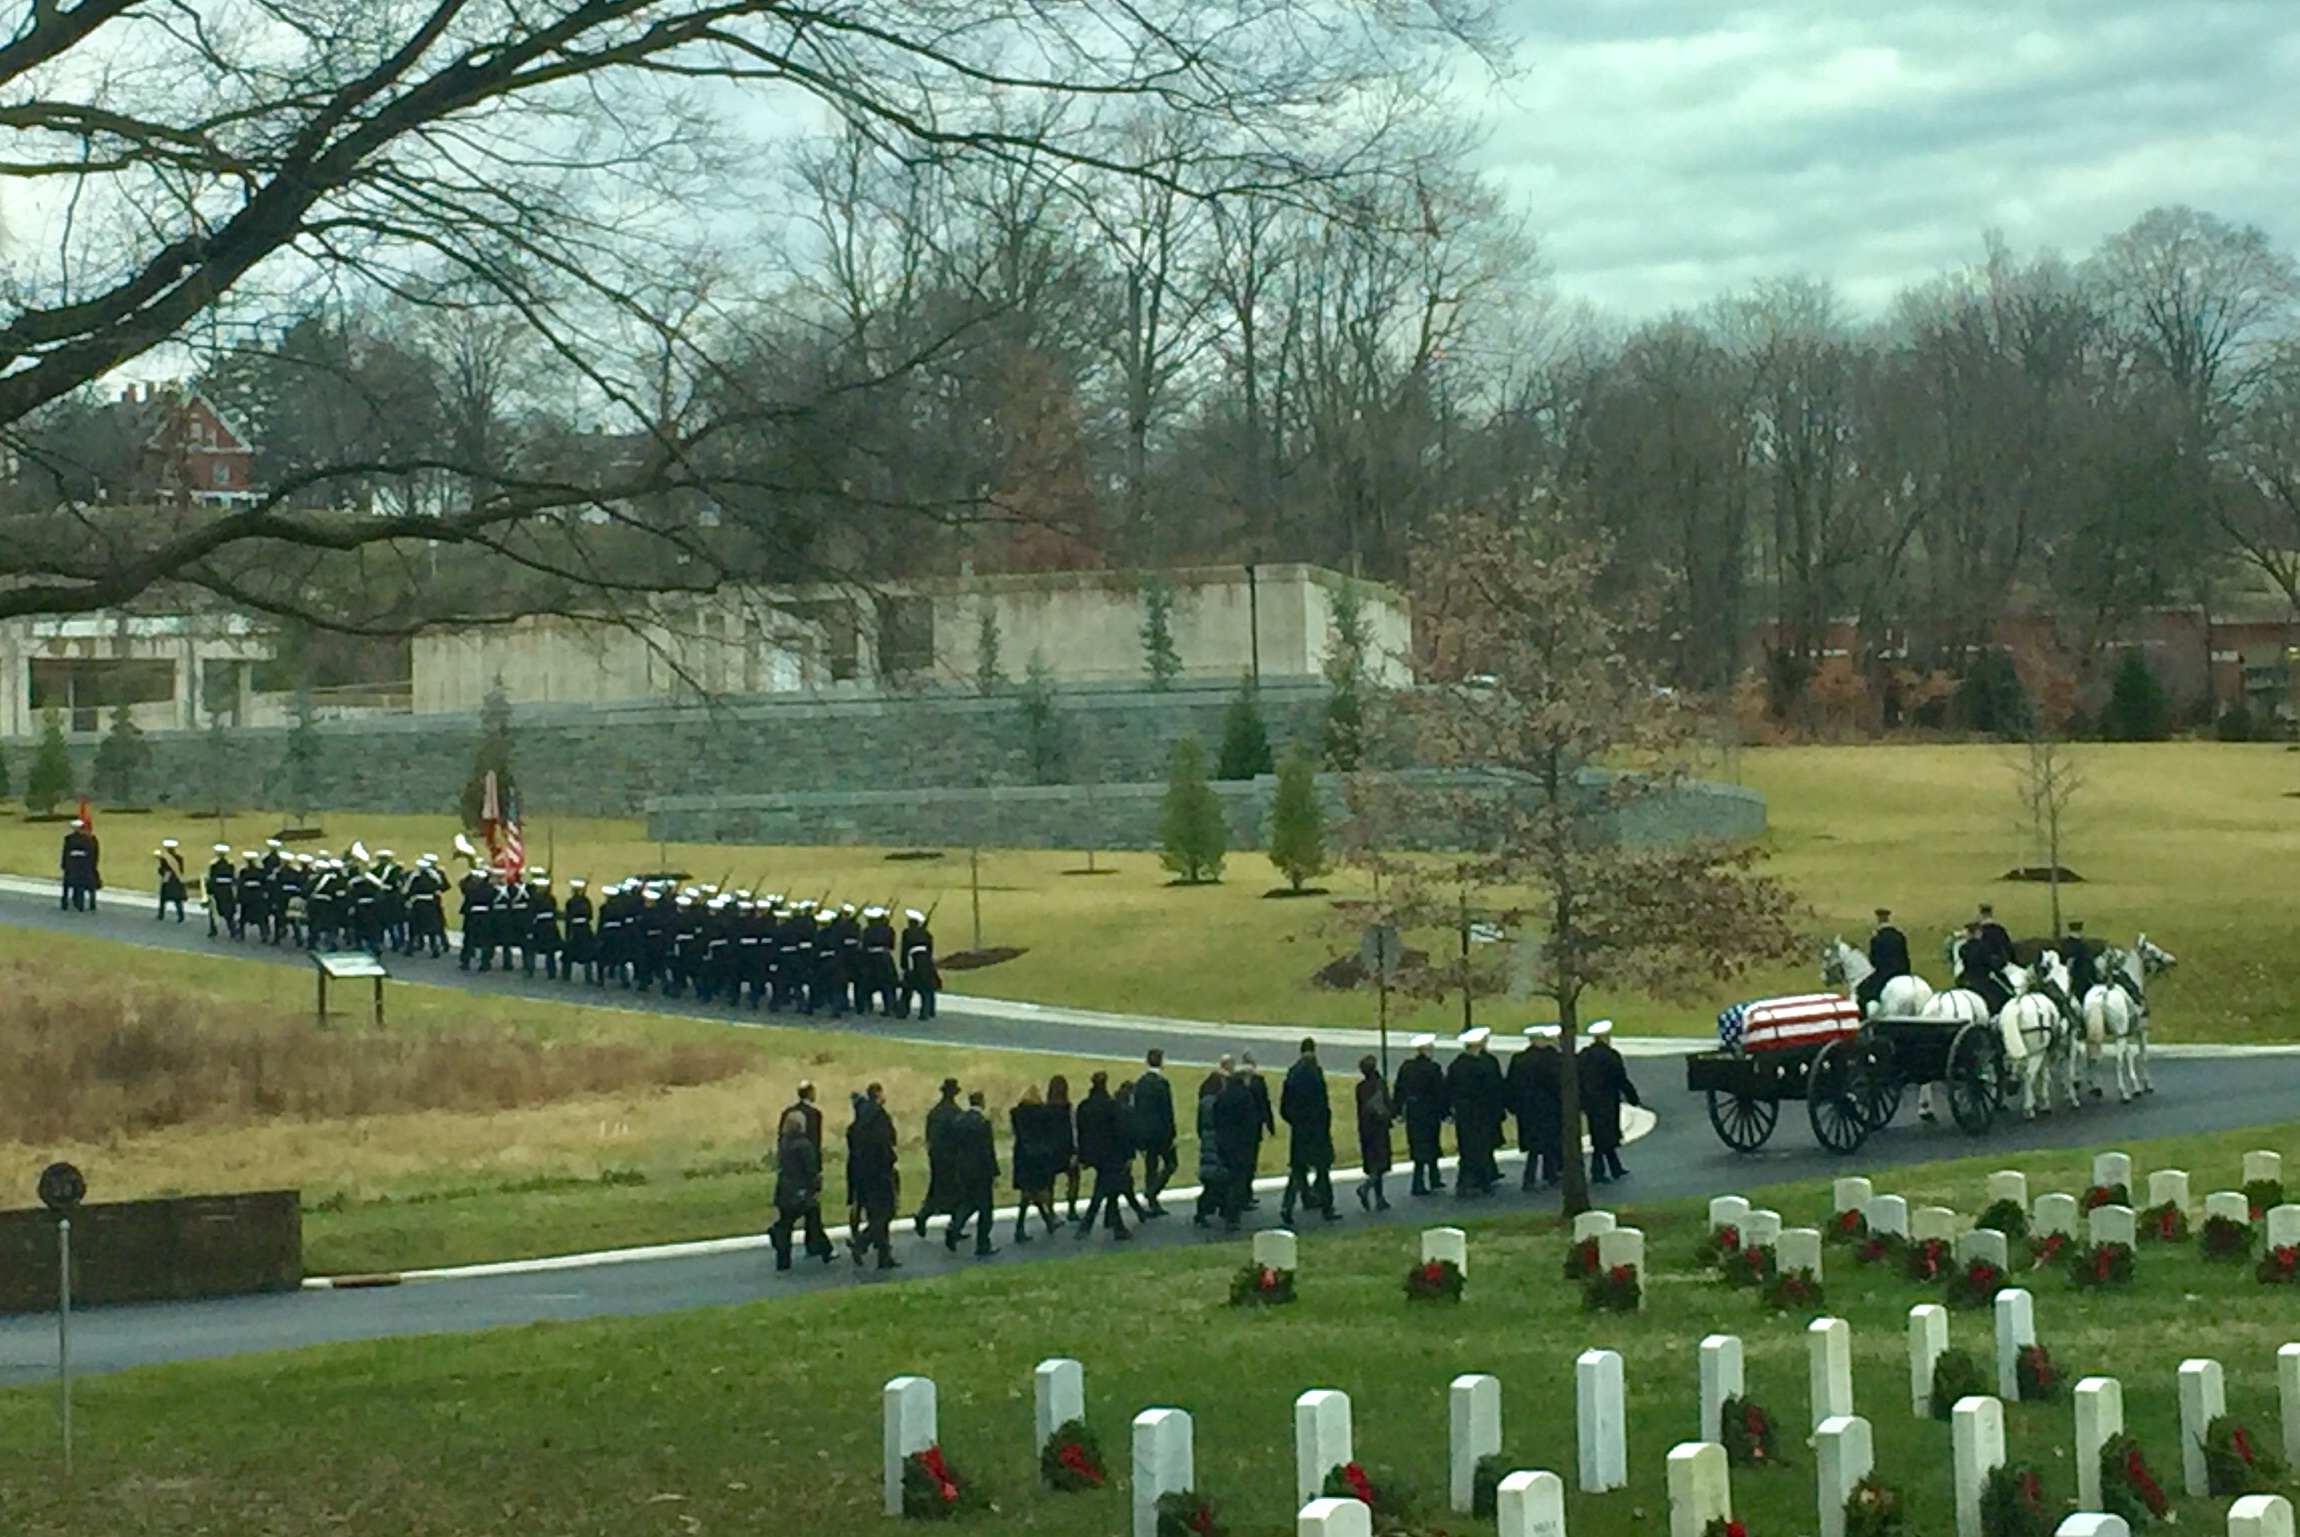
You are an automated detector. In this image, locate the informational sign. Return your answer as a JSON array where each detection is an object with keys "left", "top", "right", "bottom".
[{"left": 1359, "top": 923, "right": 1404, "bottom": 982}]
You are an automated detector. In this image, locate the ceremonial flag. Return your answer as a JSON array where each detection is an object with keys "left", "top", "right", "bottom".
[
  {"left": 1716, "top": 992, "right": 1862, "bottom": 1053},
  {"left": 501, "top": 787, "right": 525, "bottom": 881}
]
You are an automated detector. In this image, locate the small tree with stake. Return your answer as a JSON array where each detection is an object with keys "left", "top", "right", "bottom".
[
  {"left": 1217, "top": 672, "right": 1274, "bottom": 780},
  {"left": 1405, "top": 514, "right": 1806, "bottom": 1216},
  {"left": 1268, "top": 741, "right": 1328, "bottom": 892},
  {"left": 281, "top": 685, "right": 323, "bottom": 828},
  {"left": 91, "top": 702, "right": 151, "bottom": 806},
  {"left": 1159, "top": 735, "right": 1227, "bottom": 884}
]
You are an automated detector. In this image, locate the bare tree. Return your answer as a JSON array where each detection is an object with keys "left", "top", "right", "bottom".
[
  {"left": 2014, "top": 728, "right": 2084, "bottom": 934},
  {"left": 1405, "top": 512, "right": 1805, "bottom": 1214}
]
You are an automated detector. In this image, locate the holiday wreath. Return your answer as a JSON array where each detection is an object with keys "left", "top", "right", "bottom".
[
  {"left": 1406, "top": 1257, "right": 1466, "bottom": 1302},
  {"left": 901, "top": 1445, "right": 985, "bottom": 1520},
  {"left": 2204, "top": 1415, "right": 2287, "bottom": 1497},
  {"left": 1978, "top": 1464, "right": 2053, "bottom": 1537},
  {"left": 1718, "top": 1395, "right": 1786, "bottom": 1467},
  {"left": 1039, "top": 1420, "right": 1106, "bottom": 1492},
  {"left": 2097, "top": 1433, "right": 2171, "bottom": 1529},
  {"left": 1228, "top": 1262, "right": 1296, "bottom": 1307}
]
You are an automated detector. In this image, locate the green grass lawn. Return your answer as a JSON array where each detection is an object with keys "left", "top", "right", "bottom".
[
  {"left": 8, "top": 741, "right": 2295, "bottom": 1041},
  {"left": 3, "top": 1121, "right": 2294, "bottom": 1536}
]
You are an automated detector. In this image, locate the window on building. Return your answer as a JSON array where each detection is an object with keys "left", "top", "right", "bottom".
[
  {"left": 877, "top": 596, "right": 935, "bottom": 679},
  {"left": 28, "top": 658, "right": 176, "bottom": 732},
  {"left": 213, "top": 459, "right": 231, "bottom": 486}
]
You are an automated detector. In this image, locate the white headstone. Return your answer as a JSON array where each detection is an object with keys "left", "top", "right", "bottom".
[
  {"left": 1994, "top": 1289, "right": 2036, "bottom": 1401},
  {"left": 1834, "top": 1177, "right": 1875, "bottom": 1214},
  {"left": 1701, "top": 1335, "right": 1746, "bottom": 1443},
  {"left": 1497, "top": 1469, "right": 1568, "bottom": 1537},
  {"left": 1449, "top": 1374, "right": 1503, "bottom": 1515},
  {"left": 1779, "top": 1227, "right": 1825, "bottom": 1282},
  {"left": 2148, "top": 1169, "right": 2192, "bottom": 1213},
  {"left": 2229, "top": 1493, "right": 2296, "bottom": 1537},
  {"left": 1952, "top": 1395, "right": 2006, "bottom": 1537},
  {"left": 2207, "top": 1191, "right": 2252, "bottom": 1226},
  {"left": 2055, "top": 1518, "right": 2131, "bottom": 1537},
  {"left": 1297, "top": 1496, "right": 1373, "bottom": 1537},
  {"left": 2268, "top": 1204, "right": 2300, "bottom": 1250},
  {"left": 1255, "top": 1229, "right": 1300, "bottom": 1273},
  {"left": 1597, "top": 1226, "right": 1646, "bottom": 1282},
  {"left": 2281, "top": 1343, "right": 2300, "bottom": 1468},
  {"left": 2094, "top": 1152, "right": 2133, "bottom": 1192},
  {"left": 1710, "top": 1195, "right": 1751, "bottom": 1233},
  {"left": 1666, "top": 1441, "right": 1732, "bottom": 1537},
  {"left": 2076, "top": 1377, "right": 2124, "bottom": 1511},
  {"left": 1913, "top": 1205, "right": 1958, "bottom": 1243},
  {"left": 1988, "top": 1171, "right": 2031, "bottom": 1210},
  {"left": 1745, "top": 1208, "right": 1783, "bottom": 1248},
  {"left": 1816, "top": 1414, "right": 1875, "bottom": 1537},
  {"left": 1423, "top": 1226, "right": 1469, "bottom": 1275},
  {"left": 1295, "top": 1389, "right": 1354, "bottom": 1509},
  {"left": 2035, "top": 1192, "right": 2081, "bottom": 1239},
  {"left": 1957, "top": 1228, "right": 2010, "bottom": 1273},
  {"left": 1576, "top": 1349, "right": 1628, "bottom": 1493},
  {"left": 1809, "top": 1317, "right": 1855, "bottom": 1429},
  {"left": 2180, "top": 1358, "right": 2227, "bottom": 1498},
  {"left": 2089, "top": 1204, "right": 2137, "bottom": 1249},
  {"left": 1573, "top": 1210, "right": 1617, "bottom": 1243},
  {"left": 1035, "top": 1358, "right": 1085, "bottom": 1453},
  {"left": 1133, "top": 1409, "right": 1195, "bottom": 1537},
  {"left": 883, "top": 1375, "right": 939, "bottom": 1517},
  {"left": 2246, "top": 1151, "right": 2285, "bottom": 1189},
  {"left": 1867, "top": 1194, "right": 1910, "bottom": 1239},
  {"left": 1910, "top": 1305, "right": 1950, "bottom": 1419}
]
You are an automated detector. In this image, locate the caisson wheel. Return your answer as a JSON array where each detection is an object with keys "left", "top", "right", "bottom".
[
  {"left": 1707, "top": 1088, "right": 1779, "bottom": 1152},
  {"left": 1807, "top": 1039, "right": 1873, "bottom": 1155},
  {"left": 1947, "top": 1022, "right": 2006, "bottom": 1135}
]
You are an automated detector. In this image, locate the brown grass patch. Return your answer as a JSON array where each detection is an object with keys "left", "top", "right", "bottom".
[{"left": 0, "top": 957, "right": 755, "bottom": 1145}]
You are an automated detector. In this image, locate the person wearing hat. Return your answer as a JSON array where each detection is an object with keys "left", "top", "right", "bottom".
[
  {"left": 914, "top": 1077, "right": 968, "bottom": 1239},
  {"left": 406, "top": 857, "right": 448, "bottom": 958},
  {"left": 205, "top": 843, "right": 240, "bottom": 939},
  {"left": 523, "top": 871, "right": 561, "bottom": 978},
  {"left": 1353, "top": 1053, "right": 1395, "bottom": 1211},
  {"left": 238, "top": 848, "right": 271, "bottom": 944},
  {"left": 1392, "top": 1034, "right": 1450, "bottom": 1196},
  {"left": 858, "top": 905, "right": 899, "bottom": 1015},
  {"left": 1579, "top": 1021, "right": 1641, "bottom": 1184},
  {"left": 2058, "top": 918, "right": 2097, "bottom": 1003},
  {"left": 58, "top": 817, "right": 101, "bottom": 912},
  {"left": 1511, "top": 1025, "right": 1567, "bottom": 1190},
  {"left": 152, "top": 838, "right": 188, "bottom": 923},
  {"left": 1446, "top": 1028, "right": 1507, "bottom": 1198},
  {"left": 1858, "top": 908, "right": 1910, "bottom": 1015},
  {"left": 1279, "top": 1037, "right": 1339, "bottom": 1226},
  {"left": 1955, "top": 918, "right": 2010, "bottom": 1015},
  {"left": 900, "top": 908, "right": 939, "bottom": 1020},
  {"left": 944, "top": 1090, "right": 1001, "bottom": 1258}
]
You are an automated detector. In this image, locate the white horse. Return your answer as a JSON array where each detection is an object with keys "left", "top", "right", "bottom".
[
  {"left": 1998, "top": 948, "right": 2080, "bottom": 1118},
  {"left": 1821, "top": 936, "right": 1937, "bottom": 1018},
  {"left": 2083, "top": 935, "right": 2175, "bottom": 1101}
]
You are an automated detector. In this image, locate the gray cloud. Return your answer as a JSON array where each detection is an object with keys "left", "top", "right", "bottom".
[{"left": 1479, "top": 0, "right": 2300, "bottom": 316}]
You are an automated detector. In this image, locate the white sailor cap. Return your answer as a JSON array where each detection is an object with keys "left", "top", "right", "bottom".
[
  {"left": 265, "top": 838, "right": 282, "bottom": 848},
  {"left": 419, "top": 853, "right": 437, "bottom": 864},
  {"left": 840, "top": 902, "right": 857, "bottom": 915},
  {"left": 161, "top": 838, "right": 179, "bottom": 848},
  {"left": 568, "top": 878, "right": 586, "bottom": 888},
  {"left": 1536, "top": 1024, "right": 1563, "bottom": 1040},
  {"left": 906, "top": 909, "right": 926, "bottom": 923},
  {"left": 863, "top": 905, "right": 886, "bottom": 919},
  {"left": 815, "top": 908, "right": 837, "bottom": 924},
  {"left": 1460, "top": 1026, "right": 1491, "bottom": 1047},
  {"left": 377, "top": 849, "right": 394, "bottom": 860},
  {"left": 1588, "top": 1019, "right": 1615, "bottom": 1038},
  {"left": 529, "top": 867, "right": 547, "bottom": 880},
  {"left": 1521, "top": 1024, "right": 1543, "bottom": 1038},
  {"left": 1410, "top": 1032, "right": 1437, "bottom": 1050},
  {"left": 241, "top": 850, "right": 260, "bottom": 861},
  {"left": 213, "top": 842, "right": 231, "bottom": 853}
]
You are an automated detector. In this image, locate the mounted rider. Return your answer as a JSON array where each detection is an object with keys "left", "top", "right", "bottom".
[
  {"left": 1956, "top": 909, "right": 2013, "bottom": 1014},
  {"left": 1856, "top": 907, "right": 1909, "bottom": 1014},
  {"left": 2058, "top": 919, "right": 2098, "bottom": 1000}
]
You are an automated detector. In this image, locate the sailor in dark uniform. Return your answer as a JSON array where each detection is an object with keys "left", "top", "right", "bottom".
[
  {"left": 59, "top": 819, "right": 100, "bottom": 911},
  {"left": 1445, "top": 1027, "right": 1506, "bottom": 1197},
  {"left": 860, "top": 906, "right": 899, "bottom": 1015},
  {"left": 1857, "top": 907, "right": 1909, "bottom": 1014},
  {"left": 1578, "top": 1020, "right": 1641, "bottom": 1184},
  {"left": 205, "top": 843, "right": 240, "bottom": 939},
  {"left": 562, "top": 878, "right": 595, "bottom": 983},
  {"left": 1392, "top": 1033, "right": 1449, "bottom": 1195},
  {"left": 406, "top": 856, "right": 447, "bottom": 956},
  {"left": 458, "top": 867, "right": 494, "bottom": 970},
  {"left": 1513, "top": 1023, "right": 1566, "bottom": 1188},
  {"left": 153, "top": 839, "right": 188, "bottom": 922},
  {"left": 521, "top": 871, "right": 559, "bottom": 977}
]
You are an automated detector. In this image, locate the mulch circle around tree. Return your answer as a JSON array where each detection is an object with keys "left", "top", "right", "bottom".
[
  {"left": 938, "top": 948, "right": 1026, "bottom": 971},
  {"left": 1260, "top": 886, "right": 1331, "bottom": 899}
]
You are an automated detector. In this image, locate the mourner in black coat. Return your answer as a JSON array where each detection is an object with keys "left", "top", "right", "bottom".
[
  {"left": 914, "top": 1079, "right": 965, "bottom": 1238},
  {"left": 1072, "top": 1073, "right": 1134, "bottom": 1239},
  {"left": 1129, "top": 1049, "right": 1179, "bottom": 1214},
  {"left": 943, "top": 1093, "right": 1000, "bottom": 1257},
  {"left": 769, "top": 1110, "right": 834, "bottom": 1270},
  {"left": 2060, "top": 920, "right": 2098, "bottom": 1000},
  {"left": 1392, "top": 1036, "right": 1450, "bottom": 1195},
  {"left": 845, "top": 1086, "right": 901, "bottom": 1269},
  {"left": 1208, "top": 1071, "right": 1262, "bottom": 1230},
  {"left": 1279, "top": 1038, "right": 1338, "bottom": 1224},
  {"left": 1578, "top": 1022, "right": 1642, "bottom": 1183},
  {"left": 1511, "top": 1025, "right": 1566, "bottom": 1189},
  {"left": 1353, "top": 1055, "right": 1394, "bottom": 1211},
  {"left": 1009, "top": 1087, "right": 1065, "bottom": 1242}
]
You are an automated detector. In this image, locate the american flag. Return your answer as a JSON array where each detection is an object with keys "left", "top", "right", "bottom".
[
  {"left": 1717, "top": 992, "right": 1863, "bottom": 1053},
  {"left": 481, "top": 771, "right": 525, "bottom": 880}
]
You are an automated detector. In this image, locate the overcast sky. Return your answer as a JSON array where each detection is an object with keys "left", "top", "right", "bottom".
[{"left": 1478, "top": 0, "right": 2300, "bottom": 318}]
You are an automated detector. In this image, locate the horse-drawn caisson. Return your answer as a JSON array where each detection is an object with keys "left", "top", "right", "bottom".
[{"left": 1689, "top": 929, "right": 2176, "bottom": 1156}]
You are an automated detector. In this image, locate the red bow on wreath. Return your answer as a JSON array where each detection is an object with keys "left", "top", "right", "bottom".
[
  {"left": 1342, "top": 1463, "right": 1376, "bottom": 1504},
  {"left": 2155, "top": 1208, "right": 2179, "bottom": 1239},
  {"left": 2094, "top": 1247, "right": 2116, "bottom": 1280},
  {"left": 1717, "top": 1225, "right": 1741, "bottom": 1251},
  {"left": 2233, "top": 1426, "right": 2257, "bottom": 1465},
  {"left": 917, "top": 1446, "right": 960, "bottom": 1504},
  {"left": 2016, "top": 1469, "right": 2043, "bottom": 1507},
  {"left": 1056, "top": 1442, "right": 1104, "bottom": 1486},
  {"left": 1259, "top": 1266, "right": 1280, "bottom": 1291},
  {"left": 2126, "top": 1447, "right": 2168, "bottom": 1517},
  {"left": 1423, "top": 1261, "right": 1445, "bottom": 1281}
]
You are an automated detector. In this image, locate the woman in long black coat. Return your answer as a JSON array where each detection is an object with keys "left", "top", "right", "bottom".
[
  {"left": 769, "top": 1109, "right": 832, "bottom": 1270},
  {"left": 1009, "top": 1085, "right": 1064, "bottom": 1241},
  {"left": 1046, "top": 1074, "right": 1081, "bottom": 1221},
  {"left": 1354, "top": 1054, "right": 1394, "bottom": 1212}
]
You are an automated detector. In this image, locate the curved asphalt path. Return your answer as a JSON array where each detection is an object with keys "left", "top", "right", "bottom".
[{"left": 2, "top": 879, "right": 2296, "bottom": 1386}]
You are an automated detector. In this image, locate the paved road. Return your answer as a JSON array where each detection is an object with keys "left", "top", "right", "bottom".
[{"left": 3, "top": 879, "right": 2296, "bottom": 1386}]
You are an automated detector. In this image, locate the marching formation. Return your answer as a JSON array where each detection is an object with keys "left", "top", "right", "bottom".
[{"left": 148, "top": 834, "right": 942, "bottom": 1020}]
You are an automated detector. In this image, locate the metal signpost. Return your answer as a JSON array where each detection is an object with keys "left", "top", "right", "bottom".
[
  {"left": 38, "top": 1161, "right": 84, "bottom": 1474},
  {"left": 313, "top": 950, "right": 391, "bottom": 1027}
]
